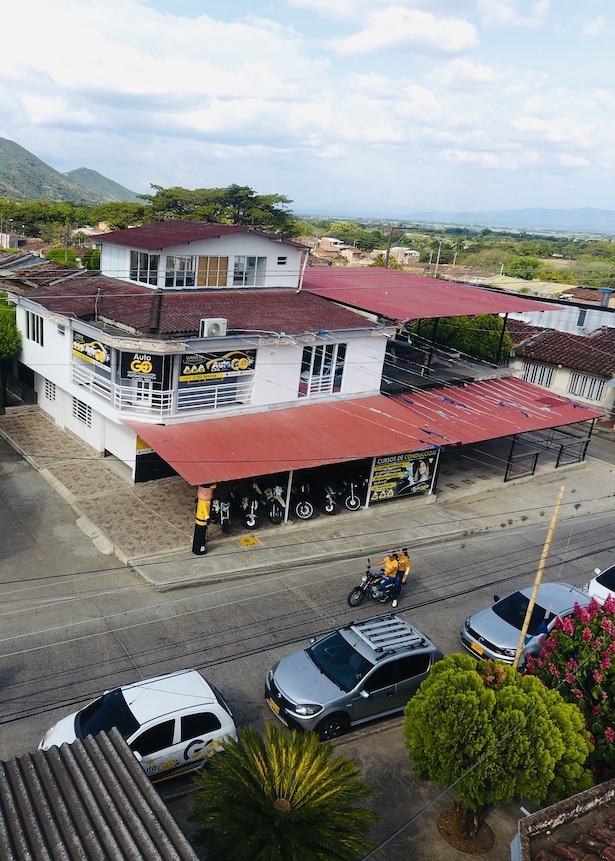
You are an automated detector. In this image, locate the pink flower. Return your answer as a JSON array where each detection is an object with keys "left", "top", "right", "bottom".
[
  {"left": 582, "top": 627, "right": 593, "bottom": 642},
  {"left": 604, "top": 726, "right": 615, "bottom": 744},
  {"left": 593, "top": 706, "right": 603, "bottom": 716},
  {"left": 548, "top": 663, "right": 561, "bottom": 678},
  {"left": 571, "top": 688, "right": 584, "bottom": 700},
  {"left": 600, "top": 656, "right": 612, "bottom": 671},
  {"left": 561, "top": 617, "right": 574, "bottom": 635},
  {"left": 594, "top": 670, "right": 604, "bottom": 684},
  {"left": 578, "top": 606, "right": 591, "bottom": 625},
  {"left": 600, "top": 617, "right": 613, "bottom": 634},
  {"left": 567, "top": 658, "right": 579, "bottom": 671},
  {"left": 603, "top": 595, "right": 615, "bottom": 615}
]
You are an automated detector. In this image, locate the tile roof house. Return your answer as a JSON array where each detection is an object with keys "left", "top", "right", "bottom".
[
  {"left": 508, "top": 320, "right": 615, "bottom": 417},
  {"left": 0, "top": 728, "right": 200, "bottom": 861}
]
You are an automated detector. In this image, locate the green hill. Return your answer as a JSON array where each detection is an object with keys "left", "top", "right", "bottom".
[{"left": 0, "top": 137, "right": 139, "bottom": 204}]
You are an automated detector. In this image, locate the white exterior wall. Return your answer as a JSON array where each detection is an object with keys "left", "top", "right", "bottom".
[
  {"left": 510, "top": 357, "right": 614, "bottom": 414},
  {"left": 100, "top": 233, "right": 304, "bottom": 289}
]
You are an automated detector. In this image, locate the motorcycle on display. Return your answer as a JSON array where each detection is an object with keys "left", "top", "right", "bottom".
[
  {"left": 341, "top": 475, "right": 366, "bottom": 511},
  {"left": 347, "top": 560, "right": 396, "bottom": 607},
  {"left": 320, "top": 481, "right": 339, "bottom": 515},
  {"left": 292, "top": 480, "right": 315, "bottom": 520},
  {"left": 241, "top": 483, "right": 262, "bottom": 529},
  {"left": 263, "top": 483, "right": 287, "bottom": 524}
]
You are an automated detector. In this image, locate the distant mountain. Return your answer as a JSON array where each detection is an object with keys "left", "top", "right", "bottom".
[
  {"left": 404, "top": 207, "right": 615, "bottom": 235},
  {"left": 0, "top": 137, "right": 139, "bottom": 204},
  {"left": 299, "top": 206, "right": 615, "bottom": 235}
]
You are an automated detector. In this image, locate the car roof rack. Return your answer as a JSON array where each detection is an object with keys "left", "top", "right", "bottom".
[{"left": 349, "top": 615, "right": 425, "bottom": 652}]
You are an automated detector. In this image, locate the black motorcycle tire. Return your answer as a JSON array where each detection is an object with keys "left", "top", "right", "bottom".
[
  {"left": 268, "top": 503, "right": 284, "bottom": 525},
  {"left": 344, "top": 494, "right": 361, "bottom": 511},
  {"left": 322, "top": 499, "right": 337, "bottom": 515},
  {"left": 347, "top": 588, "right": 365, "bottom": 607},
  {"left": 244, "top": 513, "right": 260, "bottom": 530},
  {"left": 295, "top": 499, "right": 315, "bottom": 520},
  {"left": 220, "top": 518, "right": 231, "bottom": 534}
]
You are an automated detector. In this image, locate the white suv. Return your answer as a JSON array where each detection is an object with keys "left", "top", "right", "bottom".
[{"left": 39, "top": 669, "right": 237, "bottom": 781}]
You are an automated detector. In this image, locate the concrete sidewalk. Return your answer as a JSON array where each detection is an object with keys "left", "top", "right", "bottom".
[{"left": 1, "top": 405, "right": 613, "bottom": 591}]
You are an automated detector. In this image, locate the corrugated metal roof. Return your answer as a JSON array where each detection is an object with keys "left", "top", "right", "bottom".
[
  {"left": 99, "top": 220, "right": 306, "bottom": 250},
  {"left": 127, "top": 378, "right": 602, "bottom": 486},
  {"left": 0, "top": 728, "right": 199, "bottom": 860},
  {"left": 302, "top": 266, "right": 558, "bottom": 319}
]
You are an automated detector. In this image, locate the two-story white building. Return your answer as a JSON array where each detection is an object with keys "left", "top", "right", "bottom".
[{"left": 6, "top": 221, "right": 604, "bottom": 504}]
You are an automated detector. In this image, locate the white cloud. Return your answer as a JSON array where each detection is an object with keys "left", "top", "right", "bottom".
[
  {"left": 477, "top": 0, "right": 550, "bottom": 29},
  {"left": 330, "top": 9, "right": 478, "bottom": 57},
  {"left": 435, "top": 59, "right": 498, "bottom": 89},
  {"left": 583, "top": 16, "right": 606, "bottom": 37}
]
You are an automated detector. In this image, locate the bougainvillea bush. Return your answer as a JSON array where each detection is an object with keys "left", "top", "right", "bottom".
[{"left": 524, "top": 595, "right": 615, "bottom": 782}]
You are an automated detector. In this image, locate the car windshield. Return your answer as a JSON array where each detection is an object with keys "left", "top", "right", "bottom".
[
  {"left": 308, "top": 631, "right": 372, "bottom": 692},
  {"left": 597, "top": 567, "right": 615, "bottom": 590},
  {"left": 492, "top": 592, "right": 552, "bottom": 635},
  {"left": 76, "top": 688, "right": 140, "bottom": 740}
]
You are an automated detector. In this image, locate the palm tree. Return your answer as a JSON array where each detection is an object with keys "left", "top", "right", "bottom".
[{"left": 191, "top": 723, "right": 377, "bottom": 861}]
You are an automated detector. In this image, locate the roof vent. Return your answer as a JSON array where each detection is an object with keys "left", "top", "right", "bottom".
[{"left": 199, "top": 318, "right": 227, "bottom": 338}]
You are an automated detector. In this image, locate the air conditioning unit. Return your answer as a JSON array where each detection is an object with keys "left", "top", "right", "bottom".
[{"left": 199, "top": 318, "right": 227, "bottom": 338}]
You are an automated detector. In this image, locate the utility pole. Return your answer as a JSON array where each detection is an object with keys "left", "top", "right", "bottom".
[{"left": 512, "top": 485, "right": 566, "bottom": 669}]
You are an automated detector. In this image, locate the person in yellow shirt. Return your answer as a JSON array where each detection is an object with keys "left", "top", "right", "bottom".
[{"left": 374, "top": 552, "right": 399, "bottom": 602}]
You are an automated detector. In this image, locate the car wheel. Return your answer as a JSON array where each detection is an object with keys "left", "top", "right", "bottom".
[{"left": 316, "top": 713, "right": 349, "bottom": 741}]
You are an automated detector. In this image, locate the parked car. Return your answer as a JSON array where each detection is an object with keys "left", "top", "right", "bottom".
[
  {"left": 265, "top": 614, "right": 442, "bottom": 740},
  {"left": 582, "top": 564, "right": 615, "bottom": 604},
  {"left": 39, "top": 669, "right": 237, "bottom": 781},
  {"left": 460, "top": 582, "right": 590, "bottom": 665}
]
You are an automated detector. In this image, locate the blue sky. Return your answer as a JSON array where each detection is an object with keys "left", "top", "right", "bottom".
[{"left": 1, "top": 0, "right": 613, "bottom": 216}]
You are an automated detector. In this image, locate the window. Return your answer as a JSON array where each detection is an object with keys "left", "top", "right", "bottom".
[
  {"left": 57, "top": 324, "right": 65, "bottom": 336},
  {"left": 568, "top": 372, "right": 606, "bottom": 402},
  {"left": 277, "top": 256, "right": 287, "bottom": 265},
  {"left": 364, "top": 662, "right": 397, "bottom": 693},
  {"left": 25, "top": 311, "right": 44, "bottom": 346},
  {"left": 396, "top": 654, "right": 430, "bottom": 682},
  {"left": 522, "top": 361, "right": 553, "bottom": 388},
  {"left": 181, "top": 712, "right": 222, "bottom": 741},
  {"left": 72, "top": 397, "right": 92, "bottom": 427},
  {"left": 299, "top": 343, "right": 346, "bottom": 397},
  {"left": 165, "top": 255, "right": 196, "bottom": 288},
  {"left": 233, "top": 256, "right": 266, "bottom": 286},
  {"left": 197, "top": 256, "right": 229, "bottom": 287},
  {"left": 576, "top": 308, "right": 587, "bottom": 328},
  {"left": 130, "top": 720, "right": 175, "bottom": 757},
  {"left": 44, "top": 380, "right": 56, "bottom": 401},
  {"left": 130, "top": 250, "right": 159, "bottom": 285}
]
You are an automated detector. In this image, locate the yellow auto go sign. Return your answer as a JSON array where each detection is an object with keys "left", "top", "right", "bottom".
[{"left": 130, "top": 357, "right": 154, "bottom": 375}]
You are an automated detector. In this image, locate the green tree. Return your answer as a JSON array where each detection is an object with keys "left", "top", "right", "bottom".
[
  {"left": 80, "top": 247, "right": 100, "bottom": 270},
  {"left": 404, "top": 655, "right": 592, "bottom": 840},
  {"left": 412, "top": 315, "right": 512, "bottom": 363},
  {"left": 141, "top": 184, "right": 299, "bottom": 234},
  {"left": 524, "top": 595, "right": 615, "bottom": 782},
  {"left": 505, "top": 256, "right": 541, "bottom": 279},
  {"left": 0, "top": 295, "right": 22, "bottom": 414},
  {"left": 191, "top": 723, "right": 377, "bottom": 861}
]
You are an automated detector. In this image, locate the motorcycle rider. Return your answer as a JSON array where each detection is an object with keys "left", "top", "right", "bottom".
[{"left": 374, "top": 551, "right": 399, "bottom": 601}]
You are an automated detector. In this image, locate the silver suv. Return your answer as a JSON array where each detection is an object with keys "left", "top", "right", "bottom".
[{"left": 265, "top": 614, "right": 442, "bottom": 740}]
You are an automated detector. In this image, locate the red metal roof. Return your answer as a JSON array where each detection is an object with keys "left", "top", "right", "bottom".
[
  {"left": 99, "top": 221, "right": 305, "bottom": 251},
  {"left": 302, "top": 267, "right": 557, "bottom": 320},
  {"left": 127, "top": 378, "right": 602, "bottom": 486}
]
